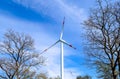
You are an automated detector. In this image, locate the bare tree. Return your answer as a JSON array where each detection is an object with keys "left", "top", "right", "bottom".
[
  {"left": 84, "top": 0, "right": 120, "bottom": 79},
  {"left": 0, "top": 30, "right": 45, "bottom": 79}
]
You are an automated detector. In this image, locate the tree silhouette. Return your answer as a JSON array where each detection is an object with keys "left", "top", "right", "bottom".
[
  {"left": 84, "top": 0, "right": 120, "bottom": 79},
  {"left": 0, "top": 30, "right": 45, "bottom": 79}
]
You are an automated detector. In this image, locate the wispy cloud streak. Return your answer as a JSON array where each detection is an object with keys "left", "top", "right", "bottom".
[{"left": 13, "top": 0, "right": 87, "bottom": 22}]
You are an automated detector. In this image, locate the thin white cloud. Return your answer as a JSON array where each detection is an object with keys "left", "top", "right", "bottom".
[{"left": 13, "top": 0, "right": 87, "bottom": 27}]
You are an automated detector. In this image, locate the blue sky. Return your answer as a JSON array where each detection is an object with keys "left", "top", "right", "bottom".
[{"left": 0, "top": 0, "right": 97, "bottom": 79}]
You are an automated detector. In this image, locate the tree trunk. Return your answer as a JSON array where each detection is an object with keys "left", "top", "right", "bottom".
[{"left": 111, "top": 67, "right": 117, "bottom": 79}]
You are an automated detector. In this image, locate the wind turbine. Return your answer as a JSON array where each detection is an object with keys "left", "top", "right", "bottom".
[{"left": 41, "top": 17, "right": 76, "bottom": 79}]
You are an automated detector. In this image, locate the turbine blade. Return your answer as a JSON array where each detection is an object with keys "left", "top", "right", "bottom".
[
  {"left": 40, "top": 40, "right": 59, "bottom": 54},
  {"left": 60, "top": 17, "right": 65, "bottom": 39},
  {"left": 60, "top": 40, "right": 76, "bottom": 50}
]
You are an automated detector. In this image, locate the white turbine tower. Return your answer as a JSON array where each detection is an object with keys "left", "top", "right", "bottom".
[{"left": 41, "top": 17, "right": 76, "bottom": 79}]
